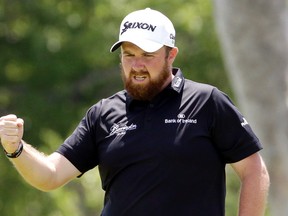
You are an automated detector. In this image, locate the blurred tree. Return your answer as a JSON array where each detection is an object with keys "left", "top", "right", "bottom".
[
  {"left": 214, "top": 0, "right": 288, "bottom": 215},
  {"left": 0, "top": 0, "right": 236, "bottom": 215}
]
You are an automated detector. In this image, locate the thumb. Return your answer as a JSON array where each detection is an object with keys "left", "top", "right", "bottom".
[
  {"left": 17, "top": 118, "right": 24, "bottom": 127},
  {"left": 16, "top": 118, "right": 24, "bottom": 139}
]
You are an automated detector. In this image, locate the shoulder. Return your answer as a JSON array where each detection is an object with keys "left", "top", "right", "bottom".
[
  {"left": 84, "top": 90, "right": 127, "bottom": 123},
  {"left": 183, "top": 79, "right": 220, "bottom": 101},
  {"left": 184, "top": 79, "right": 216, "bottom": 93},
  {"left": 88, "top": 90, "right": 127, "bottom": 112},
  {"left": 185, "top": 79, "right": 233, "bottom": 101},
  {"left": 181, "top": 79, "right": 237, "bottom": 114}
]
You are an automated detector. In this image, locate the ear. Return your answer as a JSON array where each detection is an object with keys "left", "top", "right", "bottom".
[{"left": 168, "top": 47, "right": 179, "bottom": 63}]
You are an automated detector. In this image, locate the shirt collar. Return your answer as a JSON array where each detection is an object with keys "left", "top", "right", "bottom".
[{"left": 170, "top": 67, "right": 185, "bottom": 93}]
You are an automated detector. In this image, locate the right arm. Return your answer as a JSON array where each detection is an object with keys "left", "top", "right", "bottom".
[{"left": 0, "top": 114, "right": 81, "bottom": 191}]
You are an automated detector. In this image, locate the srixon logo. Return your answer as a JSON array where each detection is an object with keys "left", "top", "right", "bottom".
[{"left": 121, "top": 21, "right": 157, "bottom": 35}]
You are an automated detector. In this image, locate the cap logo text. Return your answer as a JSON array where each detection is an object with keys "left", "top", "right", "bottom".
[{"left": 121, "top": 21, "right": 157, "bottom": 35}]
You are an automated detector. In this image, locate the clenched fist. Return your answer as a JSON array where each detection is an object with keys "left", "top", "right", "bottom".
[{"left": 0, "top": 114, "right": 24, "bottom": 154}]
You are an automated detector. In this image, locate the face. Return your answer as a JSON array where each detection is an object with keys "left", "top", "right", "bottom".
[{"left": 120, "top": 42, "right": 178, "bottom": 101}]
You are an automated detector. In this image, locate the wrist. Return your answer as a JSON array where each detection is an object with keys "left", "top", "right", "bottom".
[{"left": 4, "top": 141, "right": 24, "bottom": 158}]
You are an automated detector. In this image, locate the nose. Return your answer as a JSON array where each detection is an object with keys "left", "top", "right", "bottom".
[{"left": 131, "top": 57, "right": 145, "bottom": 71}]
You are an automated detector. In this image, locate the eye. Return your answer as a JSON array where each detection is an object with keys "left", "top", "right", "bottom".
[
  {"left": 143, "top": 53, "right": 154, "bottom": 57},
  {"left": 122, "top": 53, "right": 134, "bottom": 58}
]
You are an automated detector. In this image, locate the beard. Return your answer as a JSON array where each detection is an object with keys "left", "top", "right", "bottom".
[{"left": 121, "top": 61, "right": 171, "bottom": 101}]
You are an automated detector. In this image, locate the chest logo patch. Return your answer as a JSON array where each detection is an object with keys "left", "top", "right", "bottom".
[
  {"left": 164, "top": 113, "right": 197, "bottom": 124},
  {"left": 110, "top": 123, "right": 137, "bottom": 136}
]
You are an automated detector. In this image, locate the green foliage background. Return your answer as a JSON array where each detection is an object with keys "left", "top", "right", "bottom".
[{"left": 0, "top": 0, "right": 241, "bottom": 215}]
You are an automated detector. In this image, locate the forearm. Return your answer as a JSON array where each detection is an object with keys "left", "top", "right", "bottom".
[
  {"left": 238, "top": 180, "right": 269, "bottom": 215},
  {"left": 237, "top": 160, "right": 270, "bottom": 215},
  {"left": 9, "top": 141, "right": 57, "bottom": 191},
  {"left": 0, "top": 115, "right": 78, "bottom": 191}
]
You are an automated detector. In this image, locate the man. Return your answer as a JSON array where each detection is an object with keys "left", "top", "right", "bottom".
[{"left": 0, "top": 8, "right": 269, "bottom": 216}]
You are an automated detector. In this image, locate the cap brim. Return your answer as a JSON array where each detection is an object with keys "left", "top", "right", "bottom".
[
  {"left": 110, "top": 38, "right": 163, "bottom": 53},
  {"left": 110, "top": 41, "right": 122, "bottom": 52}
]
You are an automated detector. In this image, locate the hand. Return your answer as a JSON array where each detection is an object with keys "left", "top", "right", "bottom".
[{"left": 0, "top": 114, "right": 24, "bottom": 153}]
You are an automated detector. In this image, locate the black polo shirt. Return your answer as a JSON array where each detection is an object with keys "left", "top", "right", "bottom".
[{"left": 57, "top": 68, "right": 262, "bottom": 216}]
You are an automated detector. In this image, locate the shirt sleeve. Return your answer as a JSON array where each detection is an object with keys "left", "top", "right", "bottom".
[
  {"left": 56, "top": 104, "right": 100, "bottom": 174},
  {"left": 210, "top": 88, "right": 263, "bottom": 163}
]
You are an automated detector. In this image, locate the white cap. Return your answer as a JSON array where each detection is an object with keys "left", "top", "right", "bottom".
[{"left": 110, "top": 8, "right": 176, "bottom": 52}]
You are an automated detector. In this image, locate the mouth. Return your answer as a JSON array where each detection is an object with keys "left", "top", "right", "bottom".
[
  {"left": 131, "top": 71, "right": 149, "bottom": 83},
  {"left": 134, "top": 75, "right": 147, "bottom": 81}
]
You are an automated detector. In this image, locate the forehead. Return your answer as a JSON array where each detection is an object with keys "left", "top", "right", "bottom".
[{"left": 121, "top": 42, "right": 165, "bottom": 54}]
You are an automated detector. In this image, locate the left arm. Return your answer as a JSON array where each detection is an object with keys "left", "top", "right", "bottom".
[{"left": 231, "top": 152, "right": 270, "bottom": 216}]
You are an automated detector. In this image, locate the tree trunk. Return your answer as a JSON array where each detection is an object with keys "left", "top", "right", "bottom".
[{"left": 212, "top": 0, "right": 288, "bottom": 215}]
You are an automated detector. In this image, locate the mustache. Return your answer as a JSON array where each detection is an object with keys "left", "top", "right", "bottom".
[{"left": 130, "top": 70, "right": 149, "bottom": 76}]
